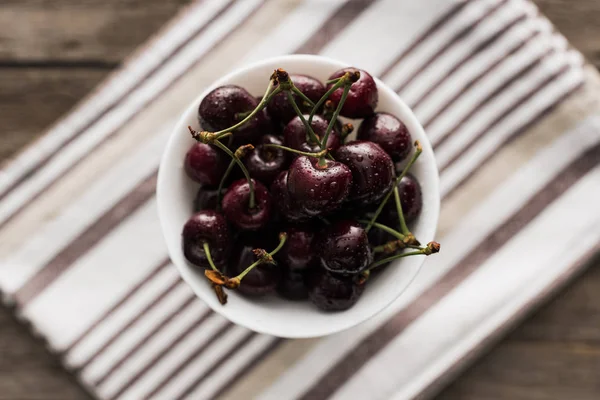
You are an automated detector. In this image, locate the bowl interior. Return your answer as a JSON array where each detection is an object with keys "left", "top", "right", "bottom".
[{"left": 157, "top": 55, "right": 440, "bottom": 338}]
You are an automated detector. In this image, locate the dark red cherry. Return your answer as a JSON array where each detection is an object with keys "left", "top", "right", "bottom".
[
  {"left": 268, "top": 74, "right": 326, "bottom": 124},
  {"left": 198, "top": 85, "right": 267, "bottom": 143},
  {"left": 222, "top": 179, "right": 272, "bottom": 230},
  {"left": 244, "top": 134, "right": 288, "bottom": 186},
  {"left": 327, "top": 67, "right": 378, "bottom": 119},
  {"left": 182, "top": 210, "right": 230, "bottom": 269},
  {"left": 283, "top": 114, "right": 341, "bottom": 155},
  {"left": 277, "top": 267, "right": 310, "bottom": 300},
  {"left": 308, "top": 268, "right": 366, "bottom": 311},
  {"left": 357, "top": 113, "right": 411, "bottom": 162},
  {"left": 333, "top": 141, "right": 394, "bottom": 207},
  {"left": 383, "top": 173, "right": 423, "bottom": 225},
  {"left": 227, "top": 235, "right": 280, "bottom": 296},
  {"left": 184, "top": 143, "right": 228, "bottom": 186},
  {"left": 193, "top": 186, "right": 224, "bottom": 211},
  {"left": 269, "top": 170, "right": 309, "bottom": 222},
  {"left": 287, "top": 156, "right": 352, "bottom": 216},
  {"left": 317, "top": 220, "right": 373, "bottom": 275},
  {"left": 278, "top": 225, "right": 316, "bottom": 270}
]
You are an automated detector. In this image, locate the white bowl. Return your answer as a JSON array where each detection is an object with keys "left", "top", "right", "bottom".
[{"left": 157, "top": 55, "right": 439, "bottom": 338}]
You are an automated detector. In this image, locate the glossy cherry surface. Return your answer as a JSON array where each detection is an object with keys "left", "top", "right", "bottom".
[
  {"left": 278, "top": 224, "right": 316, "bottom": 270},
  {"left": 184, "top": 143, "right": 228, "bottom": 186},
  {"left": 308, "top": 268, "right": 366, "bottom": 311},
  {"left": 245, "top": 134, "right": 288, "bottom": 186},
  {"left": 383, "top": 173, "right": 423, "bottom": 225},
  {"left": 283, "top": 114, "right": 340, "bottom": 154},
  {"left": 227, "top": 235, "right": 280, "bottom": 296},
  {"left": 287, "top": 156, "right": 352, "bottom": 216},
  {"left": 357, "top": 112, "right": 411, "bottom": 162},
  {"left": 333, "top": 141, "right": 395, "bottom": 207},
  {"left": 182, "top": 210, "right": 230, "bottom": 269},
  {"left": 268, "top": 74, "right": 326, "bottom": 124},
  {"left": 327, "top": 67, "right": 378, "bottom": 118},
  {"left": 317, "top": 220, "right": 373, "bottom": 275},
  {"left": 198, "top": 85, "right": 267, "bottom": 143},
  {"left": 222, "top": 179, "right": 272, "bottom": 230},
  {"left": 269, "top": 170, "right": 308, "bottom": 222}
]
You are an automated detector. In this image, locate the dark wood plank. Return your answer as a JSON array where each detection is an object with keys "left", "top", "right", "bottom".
[
  {"left": 0, "top": 0, "right": 190, "bottom": 64},
  {"left": 0, "top": 68, "right": 108, "bottom": 162}
]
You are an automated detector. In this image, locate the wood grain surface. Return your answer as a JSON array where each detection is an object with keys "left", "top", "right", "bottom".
[{"left": 0, "top": 1, "right": 599, "bottom": 399}]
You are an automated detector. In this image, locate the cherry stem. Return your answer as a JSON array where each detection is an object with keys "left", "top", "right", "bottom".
[
  {"left": 203, "top": 242, "right": 219, "bottom": 272},
  {"left": 321, "top": 83, "right": 351, "bottom": 150},
  {"left": 234, "top": 233, "right": 287, "bottom": 281},
  {"left": 368, "top": 241, "right": 440, "bottom": 271},
  {"left": 291, "top": 86, "right": 316, "bottom": 108},
  {"left": 213, "top": 140, "right": 256, "bottom": 209},
  {"left": 264, "top": 143, "right": 328, "bottom": 158},
  {"left": 285, "top": 91, "right": 321, "bottom": 146},
  {"left": 393, "top": 185, "right": 410, "bottom": 236},
  {"left": 213, "top": 80, "right": 281, "bottom": 140},
  {"left": 309, "top": 75, "right": 348, "bottom": 126},
  {"left": 364, "top": 141, "right": 422, "bottom": 233},
  {"left": 216, "top": 144, "right": 253, "bottom": 210},
  {"left": 358, "top": 219, "right": 404, "bottom": 240}
]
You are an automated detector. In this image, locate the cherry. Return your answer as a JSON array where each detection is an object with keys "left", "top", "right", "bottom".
[
  {"left": 317, "top": 220, "right": 373, "bottom": 275},
  {"left": 277, "top": 267, "right": 310, "bottom": 300},
  {"left": 383, "top": 173, "right": 422, "bottom": 225},
  {"left": 193, "top": 186, "right": 223, "bottom": 211},
  {"left": 287, "top": 156, "right": 352, "bottom": 216},
  {"left": 333, "top": 141, "right": 395, "bottom": 207},
  {"left": 182, "top": 210, "right": 230, "bottom": 269},
  {"left": 277, "top": 225, "right": 316, "bottom": 270},
  {"left": 308, "top": 268, "right": 366, "bottom": 311},
  {"left": 244, "top": 134, "right": 288, "bottom": 186},
  {"left": 222, "top": 178, "right": 272, "bottom": 230},
  {"left": 184, "top": 143, "right": 228, "bottom": 186},
  {"left": 226, "top": 234, "right": 280, "bottom": 296},
  {"left": 327, "top": 68, "right": 378, "bottom": 119},
  {"left": 268, "top": 74, "right": 326, "bottom": 124},
  {"left": 198, "top": 85, "right": 267, "bottom": 143},
  {"left": 283, "top": 114, "right": 341, "bottom": 155},
  {"left": 357, "top": 113, "right": 411, "bottom": 162},
  {"left": 269, "top": 170, "right": 309, "bottom": 222}
]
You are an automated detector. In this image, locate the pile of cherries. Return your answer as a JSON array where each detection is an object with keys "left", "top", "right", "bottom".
[{"left": 182, "top": 67, "right": 439, "bottom": 311}]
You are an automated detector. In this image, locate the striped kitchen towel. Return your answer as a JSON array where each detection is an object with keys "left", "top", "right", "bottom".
[{"left": 1, "top": 0, "right": 599, "bottom": 399}]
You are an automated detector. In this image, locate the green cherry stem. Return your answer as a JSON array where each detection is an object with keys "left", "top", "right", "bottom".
[
  {"left": 364, "top": 141, "right": 423, "bottom": 233},
  {"left": 216, "top": 144, "right": 254, "bottom": 210},
  {"left": 358, "top": 219, "right": 405, "bottom": 240},
  {"left": 393, "top": 185, "right": 410, "bottom": 236},
  {"left": 264, "top": 144, "right": 328, "bottom": 159},
  {"left": 213, "top": 81, "right": 281, "bottom": 140},
  {"left": 291, "top": 86, "right": 316, "bottom": 108},
  {"left": 213, "top": 140, "right": 256, "bottom": 209},
  {"left": 285, "top": 91, "right": 321, "bottom": 145},
  {"left": 321, "top": 83, "right": 350, "bottom": 150},
  {"left": 203, "top": 242, "right": 219, "bottom": 272},
  {"left": 368, "top": 241, "right": 440, "bottom": 271},
  {"left": 231, "top": 233, "right": 288, "bottom": 284},
  {"left": 309, "top": 76, "right": 347, "bottom": 125}
]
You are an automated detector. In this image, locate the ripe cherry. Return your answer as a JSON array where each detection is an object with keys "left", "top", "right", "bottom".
[
  {"left": 277, "top": 267, "right": 310, "bottom": 300},
  {"left": 268, "top": 74, "right": 326, "bottom": 124},
  {"left": 317, "top": 220, "right": 373, "bottom": 275},
  {"left": 383, "top": 173, "right": 423, "bottom": 225},
  {"left": 222, "top": 179, "right": 272, "bottom": 230},
  {"left": 287, "top": 156, "right": 352, "bottom": 216},
  {"left": 278, "top": 224, "right": 316, "bottom": 270},
  {"left": 198, "top": 85, "right": 268, "bottom": 144},
  {"left": 327, "top": 68, "right": 378, "bottom": 118},
  {"left": 357, "top": 112, "right": 412, "bottom": 162},
  {"left": 245, "top": 134, "right": 288, "bottom": 186},
  {"left": 333, "top": 141, "right": 395, "bottom": 207},
  {"left": 184, "top": 143, "right": 228, "bottom": 186},
  {"left": 182, "top": 210, "right": 230, "bottom": 269},
  {"left": 308, "top": 268, "right": 366, "bottom": 311},
  {"left": 283, "top": 114, "right": 341, "bottom": 155},
  {"left": 270, "top": 170, "right": 309, "bottom": 222}
]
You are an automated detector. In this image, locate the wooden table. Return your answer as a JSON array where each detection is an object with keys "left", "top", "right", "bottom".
[{"left": 1, "top": 1, "right": 599, "bottom": 398}]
